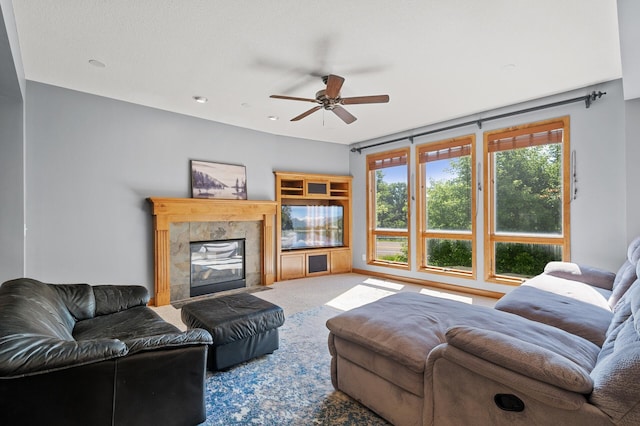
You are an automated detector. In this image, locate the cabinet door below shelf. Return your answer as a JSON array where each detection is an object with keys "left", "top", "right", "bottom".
[
  {"left": 280, "top": 254, "right": 305, "bottom": 280},
  {"left": 331, "top": 250, "right": 352, "bottom": 274}
]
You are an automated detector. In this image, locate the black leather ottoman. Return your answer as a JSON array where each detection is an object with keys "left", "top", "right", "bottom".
[{"left": 180, "top": 293, "right": 285, "bottom": 370}]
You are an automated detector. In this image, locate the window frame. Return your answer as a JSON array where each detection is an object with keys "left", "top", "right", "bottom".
[
  {"left": 366, "top": 147, "right": 411, "bottom": 270},
  {"left": 416, "top": 135, "right": 476, "bottom": 278},
  {"left": 483, "top": 116, "right": 571, "bottom": 285}
]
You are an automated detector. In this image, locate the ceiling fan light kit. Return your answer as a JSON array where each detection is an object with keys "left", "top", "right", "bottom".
[{"left": 270, "top": 74, "right": 389, "bottom": 124}]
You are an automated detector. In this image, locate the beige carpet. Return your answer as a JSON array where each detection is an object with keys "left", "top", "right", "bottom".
[{"left": 152, "top": 272, "right": 497, "bottom": 330}]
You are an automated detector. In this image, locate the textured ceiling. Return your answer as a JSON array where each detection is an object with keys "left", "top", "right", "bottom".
[{"left": 11, "top": 0, "right": 622, "bottom": 145}]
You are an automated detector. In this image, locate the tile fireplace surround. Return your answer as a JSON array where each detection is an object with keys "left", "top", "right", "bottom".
[{"left": 148, "top": 197, "right": 277, "bottom": 306}]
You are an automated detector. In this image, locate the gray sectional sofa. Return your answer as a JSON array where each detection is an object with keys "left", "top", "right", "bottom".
[{"left": 326, "top": 237, "right": 640, "bottom": 426}]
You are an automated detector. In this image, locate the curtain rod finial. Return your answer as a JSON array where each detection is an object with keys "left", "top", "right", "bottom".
[{"left": 585, "top": 91, "right": 607, "bottom": 108}]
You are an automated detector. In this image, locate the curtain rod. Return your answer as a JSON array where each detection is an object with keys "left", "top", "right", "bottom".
[{"left": 351, "top": 90, "right": 606, "bottom": 154}]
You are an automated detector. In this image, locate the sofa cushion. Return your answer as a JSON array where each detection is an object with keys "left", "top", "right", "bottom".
[
  {"left": 0, "top": 279, "right": 129, "bottom": 376},
  {"left": 589, "top": 281, "right": 640, "bottom": 424},
  {"left": 608, "top": 236, "right": 640, "bottom": 308},
  {"left": 446, "top": 326, "right": 593, "bottom": 393},
  {"left": 628, "top": 236, "right": 640, "bottom": 264},
  {"left": 494, "top": 275, "right": 613, "bottom": 346},
  {"left": 72, "top": 306, "right": 212, "bottom": 355},
  {"left": 543, "top": 262, "right": 616, "bottom": 290},
  {"left": 0, "top": 278, "right": 76, "bottom": 340},
  {"left": 326, "top": 292, "right": 599, "bottom": 375},
  {"left": 73, "top": 306, "right": 181, "bottom": 342},
  {"left": 605, "top": 281, "right": 639, "bottom": 343},
  {"left": 50, "top": 283, "right": 96, "bottom": 320},
  {"left": 0, "top": 335, "right": 128, "bottom": 377},
  {"left": 93, "top": 285, "right": 149, "bottom": 316}
]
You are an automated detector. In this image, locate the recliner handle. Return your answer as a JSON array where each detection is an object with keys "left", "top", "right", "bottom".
[{"left": 494, "top": 394, "right": 525, "bottom": 412}]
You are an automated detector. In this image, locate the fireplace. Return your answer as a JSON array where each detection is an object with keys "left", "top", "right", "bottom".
[
  {"left": 148, "top": 197, "right": 277, "bottom": 306},
  {"left": 190, "top": 239, "right": 246, "bottom": 296}
]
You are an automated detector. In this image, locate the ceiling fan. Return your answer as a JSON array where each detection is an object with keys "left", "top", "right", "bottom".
[{"left": 270, "top": 74, "right": 389, "bottom": 124}]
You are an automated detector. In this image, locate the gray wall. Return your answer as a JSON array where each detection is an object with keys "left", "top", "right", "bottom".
[
  {"left": 350, "top": 79, "right": 629, "bottom": 294},
  {"left": 24, "top": 82, "right": 349, "bottom": 291},
  {"left": 11, "top": 80, "right": 640, "bottom": 296},
  {"left": 0, "top": 96, "right": 24, "bottom": 284},
  {"left": 0, "top": 1, "right": 25, "bottom": 284},
  {"left": 625, "top": 97, "right": 640, "bottom": 240}
]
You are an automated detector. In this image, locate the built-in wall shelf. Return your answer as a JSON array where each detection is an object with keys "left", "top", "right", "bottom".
[{"left": 274, "top": 172, "right": 353, "bottom": 281}]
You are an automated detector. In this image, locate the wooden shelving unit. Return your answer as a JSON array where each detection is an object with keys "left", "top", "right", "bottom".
[{"left": 275, "top": 171, "right": 353, "bottom": 281}]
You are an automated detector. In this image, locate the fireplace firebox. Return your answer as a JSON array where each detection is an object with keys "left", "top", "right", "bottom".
[{"left": 190, "top": 239, "right": 246, "bottom": 297}]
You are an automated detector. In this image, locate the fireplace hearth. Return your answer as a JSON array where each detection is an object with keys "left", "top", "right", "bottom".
[{"left": 190, "top": 239, "right": 246, "bottom": 296}]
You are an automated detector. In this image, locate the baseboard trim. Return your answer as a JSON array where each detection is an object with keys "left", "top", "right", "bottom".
[{"left": 351, "top": 268, "right": 504, "bottom": 299}]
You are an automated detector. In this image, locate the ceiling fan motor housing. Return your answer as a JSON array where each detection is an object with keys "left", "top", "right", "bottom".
[{"left": 315, "top": 90, "right": 340, "bottom": 110}]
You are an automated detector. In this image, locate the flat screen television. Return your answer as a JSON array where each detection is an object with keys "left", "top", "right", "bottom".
[{"left": 281, "top": 205, "right": 344, "bottom": 250}]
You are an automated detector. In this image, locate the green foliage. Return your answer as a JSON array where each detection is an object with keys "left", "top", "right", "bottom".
[
  {"left": 372, "top": 143, "right": 562, "bottom": 276},
  {"left": 495, "top": 144, "right": 561, "bottom": 234},
  {"left": 495, "top": 243, "right": 561, "bottom": 277},
  {"left": 426, "top": 157, "right": 471, "bottom": 231},
  {"left": 427, "top": 239, "right": 472, "bottom": 268},
  {"left": 375, "top": 170, "right": 408, "bottom": 229},
  {"left": 423, "top": 156, "right": 472, "bottom": 270},
  {"left": 423, "top": 143, "right": 562, "bottom": 277},
  {"left": 374, "top": 169, "right": 409, "bottom": 263}
]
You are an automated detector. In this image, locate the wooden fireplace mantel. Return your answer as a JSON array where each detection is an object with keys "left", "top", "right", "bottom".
[{"left": 148, "top": 197, "right": 278, "bottom": 306}]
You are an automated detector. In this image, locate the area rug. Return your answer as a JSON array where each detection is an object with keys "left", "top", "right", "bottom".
[{"left": 203, "top": 305, "right": 390, "bottom": 425}]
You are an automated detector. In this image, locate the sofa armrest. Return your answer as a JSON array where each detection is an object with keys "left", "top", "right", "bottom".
[
  {"left": 445, "top": 326, "right": 593, "bottom": 393},
  {"left": 92, "top": 285, "right": 150, "bottom": 316},
  {"left": 544, "top": 262, "right": 616, "bottom": 290},
  {"left": 0, "top": 335, "right": 127, "bottom": 377},
  {"left": 124, "top": 328, "right": 213, "bottom": 356},
  {"left": 427, "top": 344, "right": 589, "bottom": 412}
]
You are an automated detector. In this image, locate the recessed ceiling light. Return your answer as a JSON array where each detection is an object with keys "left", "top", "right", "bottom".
[
  {"left": 193, "top": 96, "right": 208, "bottom": 104},
  {"left": 88, "top": 59, "right": 106, "bottom": 68},
  {"left": 241, "top": 103, "right": 251, "bottom": 108},
  {"left": 268, "top": 115, "right": 279, "bottom": 121},
  {"left": 501, "top": 63, "right": 517, "bottom": 71}
]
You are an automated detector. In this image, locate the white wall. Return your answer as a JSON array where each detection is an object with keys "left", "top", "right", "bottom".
[
  {"left": 350, "top": 79, "right": 628, "bottom": 294},
  {"left": 24, "top": 82, "right": 349, "bottom": 291}
]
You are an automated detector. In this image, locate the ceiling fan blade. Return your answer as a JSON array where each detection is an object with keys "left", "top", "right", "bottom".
[
  {"left": 341, "top": 94, "right": 390, "bottom": 105},
  {"left": 291, "top": 106, "right": 322, "bottom": 121},
  {"left": 325, "top": 74, "right": 345, "bottom": 99},
  {"left": 270, "top": 95, "right": 318, "bottom": 103},
  {"left": 332, "top": 105, "right": 357, "bottom": 124}
]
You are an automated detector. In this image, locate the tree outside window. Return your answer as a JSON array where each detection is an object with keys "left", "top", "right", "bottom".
[
  {"left": 366, "top": 148, "right": 410, "bottom": 268},
  {"left": 417, "top": 136, "right": 475, "bottom": 277},
  {"left": 365, "top": 117, "right": 570, "bottom": 284},
  {"left": 484, "top": 117, "right": 570, "bottom": 284}
]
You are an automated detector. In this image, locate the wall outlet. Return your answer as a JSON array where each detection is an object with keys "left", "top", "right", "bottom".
[{"left": 361, "top": 254, "right": 366, "bottom": 261}]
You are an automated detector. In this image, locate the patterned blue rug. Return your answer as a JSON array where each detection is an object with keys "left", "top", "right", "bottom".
[{"left": 203, "top": 305, "right": 390, "bottom": 425}]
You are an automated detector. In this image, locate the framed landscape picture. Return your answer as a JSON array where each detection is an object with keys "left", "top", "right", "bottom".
[{"left": 191, "top": 160, "right": 247, "bottom": 200}]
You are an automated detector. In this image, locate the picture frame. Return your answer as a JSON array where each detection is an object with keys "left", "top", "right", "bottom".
[{"left": 190, "top": 160, "right": 247, "bottom": 200}]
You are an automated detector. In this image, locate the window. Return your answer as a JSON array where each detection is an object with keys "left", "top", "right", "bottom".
[
  {"left": 416, "top": 136, "right": 476, "bottom": 277},
  {"left": 484, "top": 117, "right": 570, "bottom": 284},
  {"left": 366, "top": 148, "right": 410, "bottom": 268}
]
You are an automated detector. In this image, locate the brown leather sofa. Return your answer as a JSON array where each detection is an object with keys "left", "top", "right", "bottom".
[{"left": 0, "top": 278, "right": 212, "bottom": 426}]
